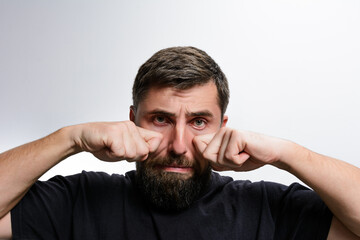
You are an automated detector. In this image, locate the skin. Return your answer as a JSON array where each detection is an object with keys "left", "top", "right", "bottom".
[
  {"left": 130, "top": 83, "right": 227, "bottom": 178},
  {"left": 0, "top": 82, "right": 359, "bottom": 239}
]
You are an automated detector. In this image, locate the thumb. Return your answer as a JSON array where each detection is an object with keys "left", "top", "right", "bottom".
[
  {"left": 138, "top": 127, "right": 163, "bottom": 152},
  {"left": 193, "top": 133, "right": 216, "bottom": 153}
]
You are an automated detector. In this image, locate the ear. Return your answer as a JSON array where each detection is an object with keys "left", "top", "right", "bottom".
[
  {"left": 129, "top": 105, "right": 136, "bottom": 122},
  {"left": 221, "top": 115, "right": 228, "bottom": 127}
]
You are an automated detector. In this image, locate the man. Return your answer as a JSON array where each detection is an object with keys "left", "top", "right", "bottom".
[{"left": 0, "top": 46, "right": 359, "bottom": 239}]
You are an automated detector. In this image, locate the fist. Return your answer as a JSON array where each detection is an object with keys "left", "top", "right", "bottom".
[
  {"left": 193, "top": 128, "right": 281, "bottom": 172},
  {"left": 74, "top": 121, "right": 163, "bottom": 162}
]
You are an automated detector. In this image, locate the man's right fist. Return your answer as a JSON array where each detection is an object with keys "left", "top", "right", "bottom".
[{"left": 72, "top": 121, "right": 163, "bottom": 162}]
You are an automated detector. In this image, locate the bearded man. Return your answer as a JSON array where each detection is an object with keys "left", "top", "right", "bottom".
[{"left": 0, "top": 47, "right": 359, "bottom": 239}]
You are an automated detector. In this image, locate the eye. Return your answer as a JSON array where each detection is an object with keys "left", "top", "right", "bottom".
[
  {"left": 153, "top": 116, "right": 169, "bottom": 126},
  {"left": 192, "top": 118, "right": 206, "bottom": 129},
  {"left": 155, "top": 116, "right": 165, "bottom": 123}
]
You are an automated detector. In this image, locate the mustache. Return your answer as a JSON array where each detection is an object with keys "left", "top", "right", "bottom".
[{"left": 144, "top": 153, "right": 195, "bottom": 168}]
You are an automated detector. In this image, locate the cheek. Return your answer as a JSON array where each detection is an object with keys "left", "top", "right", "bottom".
[
  {"left": 138, "top": 118, "right": 168, "bottom": 133},
  {"left": 185, "top": 134, "right": 197, "bottom": 156},
  {"left": 148, "top": 126, "right": 172, "bottom": 141}
]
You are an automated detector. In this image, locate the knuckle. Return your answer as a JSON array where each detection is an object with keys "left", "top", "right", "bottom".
[
  {"left": 156, "top": 132, "right": 163, "bottom": 139},
  {"left": 232, "top": 129, "right": 240, "bottom": 138},
  {"left": 193, "top": 135, "right": 200, "bottom": 143},
  {"left": 115, "top": 121, "right": 133, "bottom": 131},
  {"left": 138, "top": 146, "right": 150, "bottom": 157},
  {"left": 217, "top": 155, "right": 225, "bottom": 165},
  {"left": 126, "top": 151, "right": 136, "bottom": 159},
  {"left": 234, "top": 155, "right": 247, "bottom": 166},
  {"left": 115, "top": 147, "right": 126, "bottom": 158},
  {"left": 124, "top": 120, "right": 136, "bottom": 128},
  {"left": 224, "top": 152, "right": 233, "bottom": 161},
  {"left": 202, "top": 151, "right": 212, "bottom": 160}
]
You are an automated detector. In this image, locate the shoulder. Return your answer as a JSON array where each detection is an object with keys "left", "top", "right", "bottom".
[
  {"left": 70, "top": 170, "right": 135, "bottom": 188},
  {"left": 210, "top": 172, "right": 318, "bottom": 202},
  {"left": 31, "top": 170, "right": 136, "bottom": 196},
  {"left": 46, "top": 170, "right": 135, "bottom": 183},
  {"left": 209, "top": 171, "right": 287, "bottom": 192}
]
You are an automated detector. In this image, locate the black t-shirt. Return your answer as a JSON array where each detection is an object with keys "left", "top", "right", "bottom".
[{"left": 11, "top": 171, "right": 332, "bottom": 240}]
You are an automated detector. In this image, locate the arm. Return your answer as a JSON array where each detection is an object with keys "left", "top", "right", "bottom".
[
  {"left": 0, "top": 126, "right": 77, "bottom": 219},
  {"left": 278, "top": 139, "right": 360, "bottom": 238},
  {"left": 0, "top": 121, "right": 162, "bottom": 238},
  {"left": 193, "top": 128, "right": 360, "bottom": 239}
]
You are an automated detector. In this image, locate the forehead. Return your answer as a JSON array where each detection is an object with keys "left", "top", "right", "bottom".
[{"left": 138, "top": 82, "right": 221, "bottom": 115}]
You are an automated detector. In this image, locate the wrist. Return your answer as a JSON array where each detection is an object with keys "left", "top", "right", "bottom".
[
  {"left": 57, "top": 125, "right": 84, "bottom": 157},
  {"left": 272, "top": 140, "right": 310, "bottom": 173}
]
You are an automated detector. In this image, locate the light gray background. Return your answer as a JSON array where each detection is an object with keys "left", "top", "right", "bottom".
[{"left": 1, "top": 0, "right": 359, "bottom": 185}]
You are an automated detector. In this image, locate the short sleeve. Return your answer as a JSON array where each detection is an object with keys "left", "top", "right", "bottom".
[
  {"left": 11, "top": 173, "right": 82, "bottom": 239},
  {"left": 264, "top": 182, "right": 333, "bottom": 239}
]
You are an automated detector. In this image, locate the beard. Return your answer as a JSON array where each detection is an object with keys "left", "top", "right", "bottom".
[{"left": 135, "top": 153, "right": 211, "bottom": 212}]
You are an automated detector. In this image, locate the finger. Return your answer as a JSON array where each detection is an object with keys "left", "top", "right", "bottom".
[
  {"left": 108, "top": 135, "right": 126, "bottom": 159},
  {"left": 138, "top": 127, "right": 163, "bottom": 141},
  {"left": 132, "top": 127, "right": 152, "bottom": 161},
  {"left": 193, "top": 132, "right": 216, "bottom": 153},
  {"left": 234, "top": 152, "right": 251, "bottom": 166},
  {"left": 236, "top": 157, "right": 264, "bottom": 171},
  {"left": 202, "top": 128, "right": 227, "bottom": 162},
  {"left": 93, "top": 148, "right": 124, "bottom": 162},
  {"left": 122, "top": 125, "right": 138, "bottom": 160},
  {"left": 224, "top": 131, "right": 248, "bottom": 166},
  {"left": 217, "top": 129, "right": 232, "bottom": 164},
  {"left": 138, "top": 127, "right": 163, "bottom": 152}
]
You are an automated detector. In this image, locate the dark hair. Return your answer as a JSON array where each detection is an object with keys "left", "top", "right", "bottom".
[{"left": 132, "top": 46, "right": 229, "bottom": 117}]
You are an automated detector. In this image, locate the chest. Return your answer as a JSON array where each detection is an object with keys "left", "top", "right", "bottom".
[{"left": 71, "top": 191, "right": 273, "bottom": 240}]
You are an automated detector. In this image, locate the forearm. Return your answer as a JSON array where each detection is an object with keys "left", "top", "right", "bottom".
[
  {"left": 0, "top": 121, "right": 162, "bottom": 220},
  {"left": 0, "top": 126, "right": 80, "bottom": 218},
  {"left": 277, "top": 141, "right": 360, "bottom": 236}
]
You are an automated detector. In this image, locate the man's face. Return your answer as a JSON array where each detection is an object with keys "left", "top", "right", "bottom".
[{"left": 131, "top": 82, "right": 227, "bottom": 211}]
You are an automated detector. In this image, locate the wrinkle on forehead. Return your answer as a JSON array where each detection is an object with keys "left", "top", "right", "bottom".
[{"left": 138, "top": 82, "right": 221, "bottom": 119}]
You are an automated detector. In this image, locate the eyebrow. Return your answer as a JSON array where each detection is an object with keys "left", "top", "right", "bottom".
[
  {"left": 146, "top": 109, "right": 214, "bottom": 118},
  {"left": 146, "top": 109, "right": 176, "bottom": 117},
  {"left": 187, "top": 110, "right": 213, "bottom": 118}
]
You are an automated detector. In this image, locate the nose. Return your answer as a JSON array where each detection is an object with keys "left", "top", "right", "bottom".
[{"left": 169, "top": 123, "right": 188, "bottom": 155}]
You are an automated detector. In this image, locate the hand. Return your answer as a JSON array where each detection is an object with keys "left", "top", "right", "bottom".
[
  {"left": 193, "top": 128, "right": 285, "bottom": 171},
  {"left": 73, "top": 121, "right": 163, "bottom": 162}
]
